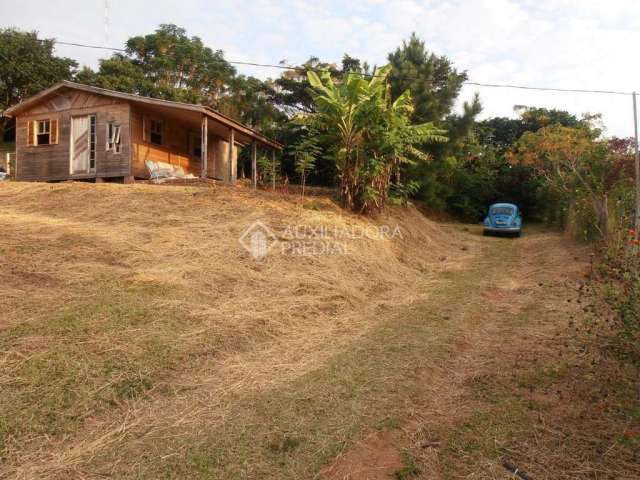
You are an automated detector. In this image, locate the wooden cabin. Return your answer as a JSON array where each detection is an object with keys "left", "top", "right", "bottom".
[{"left": 2, "top": 81, "right": 281, "bottom": 183}]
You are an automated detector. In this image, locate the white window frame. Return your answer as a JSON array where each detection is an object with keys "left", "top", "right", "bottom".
[
  {"left": 36, "top": 119, "right": 51, "bottom": 145},
  {"left": 89, "top": 115, "right": 96, "bottom": 170},
  {"left": 106, "top": 122, "right": 122, "bottom": 154}
]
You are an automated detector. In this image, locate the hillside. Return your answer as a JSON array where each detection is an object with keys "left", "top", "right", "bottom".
[
  {"left": 1, "top": 182, "right": 637, "bottom": 479},
  {"left": 0, "top": 182, "right": 473, "bottom": 477}
]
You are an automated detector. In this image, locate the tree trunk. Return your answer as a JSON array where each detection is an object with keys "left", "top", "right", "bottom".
[
  {"left": 600, "top": 193, "right": 609, "bottom": 241},
  {"left": 592, "top": 193, "right": 609, "bottom": 242}
]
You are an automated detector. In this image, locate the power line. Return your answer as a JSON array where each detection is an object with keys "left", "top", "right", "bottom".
[
  {"left": 54, "top": 40, "right": 125, "bottom": 52},
  {"left": 464, "top": 81, "right": 631, "bottom": 96},
  {"left": 49, "top": 39, "right": 637, "bottom": 97}
]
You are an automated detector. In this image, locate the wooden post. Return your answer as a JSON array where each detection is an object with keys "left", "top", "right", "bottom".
[
  {"left": 251, "top": 141, "right": 257, "bottom": 190},
  {"left": 271, "top": 149, "right": 276, "bottom": 191},
  {"left": 633, "top": 92, "right": 640, "bottom": 238},
  {"left": 228, "top": 128, "right": 235, "bottom": 184},
  {"left": 201, "top": 116, "right": 208, "bottom": 179}
]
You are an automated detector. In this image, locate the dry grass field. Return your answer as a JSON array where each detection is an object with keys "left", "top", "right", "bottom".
[{"left": 0, "top": 182, "right": 638, "bottom": 479}]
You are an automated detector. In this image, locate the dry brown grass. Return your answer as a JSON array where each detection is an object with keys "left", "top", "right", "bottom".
[
  {"left": 0, "top": 181, "right": 473, "bottom": 478},
  {"left": 3, "top": 182, "right": 635, "bottom": 480}
]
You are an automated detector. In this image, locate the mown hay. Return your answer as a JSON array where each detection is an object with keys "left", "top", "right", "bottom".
[{"left": 0, "top": 181, "right": 473, "bottom": 477}]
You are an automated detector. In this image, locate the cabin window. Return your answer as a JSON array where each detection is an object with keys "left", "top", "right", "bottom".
[
  {"left": 150, "top": 119, "right": 163, "bottom": 145},
  {"left": 190, "top": 132, "right": 202, "bottom": 159},
  {"left": 107, "top": 122, "right": 121, "bottom": 154},
  {"left": 37, "top": 120, "right": 50, "bottom": 145},
  {"left": 28, "top": 118, "right": 59, "bottom": 146}
]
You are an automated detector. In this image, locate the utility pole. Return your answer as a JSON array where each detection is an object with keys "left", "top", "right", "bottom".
[{"left": 633, "top": 92, "right": 640, "bottom": 238}]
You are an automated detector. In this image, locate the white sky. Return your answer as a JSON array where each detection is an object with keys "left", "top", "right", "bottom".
[{"left": 1, "top": 0, "right": 639, "bottom": 137}]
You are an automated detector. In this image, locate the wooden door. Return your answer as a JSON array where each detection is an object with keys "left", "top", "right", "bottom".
[{"left": 70, "top": 116, "right": 89, "bottom": 174}]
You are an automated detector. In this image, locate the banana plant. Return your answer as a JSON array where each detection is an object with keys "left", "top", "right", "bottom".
[{"left": 306, "top": 65, "right": 447, "bottom": 212}]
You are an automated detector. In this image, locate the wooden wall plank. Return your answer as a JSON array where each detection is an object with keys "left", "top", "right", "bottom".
[
  {"left": 14, "top": 87, "right": 243, "bottom": 182},
  {"left": 16, "top": 98, "right": 131, "bottom": 181},
  {"left": 130, "top": 107, "right": 203, "bottom": 179}
]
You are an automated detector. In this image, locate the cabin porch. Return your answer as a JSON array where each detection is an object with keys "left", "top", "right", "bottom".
[{"left": 130, "top": 103, "right": 273, "bottom": 186}]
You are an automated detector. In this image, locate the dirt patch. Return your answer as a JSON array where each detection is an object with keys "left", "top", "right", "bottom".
[{"left": 322, "top": 431, "right": 404, "bottom": 480}]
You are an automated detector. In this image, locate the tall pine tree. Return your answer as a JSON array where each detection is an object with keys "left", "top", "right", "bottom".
[{"left": 388, "top": 33, "right": 467, "bottom": 124}]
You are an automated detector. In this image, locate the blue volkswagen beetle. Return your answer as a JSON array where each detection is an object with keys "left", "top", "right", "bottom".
[{"left": 483, "top": 203, "right": 522, "bottom": 237}]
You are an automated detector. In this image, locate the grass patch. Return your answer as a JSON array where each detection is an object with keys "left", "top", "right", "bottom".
[
  {"left": 376, "top": 416, "right": 401, "bottom": 430},
  {"left": 446, "top": 398, "right": 532, "bottom": 460},
  {"left": 393, "top": 451, "right": 421, "bottom": 479},
  {"left": 516, "top": 363, "right": 569, "bottom": 390},
  {"left": 0, "top": 280, "right": 193, "bottom": 452}
]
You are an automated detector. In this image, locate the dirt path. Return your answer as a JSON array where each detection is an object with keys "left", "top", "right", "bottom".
[{"left": 323, "top": 227, "right": 637, "bottom": 480}]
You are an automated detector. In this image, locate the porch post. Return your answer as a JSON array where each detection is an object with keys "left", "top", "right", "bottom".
[
  {"left": 228, "top": 128, "right": 235, "bottom": 184},
  {"left": 272, "top": 149, "right": 276, "bottom": 191},
  {"left": 251, "top": 140, "right": 257, "bottom": 190},
  {"left": 201, "top": 116, "right": 208, "bottom": 178}
]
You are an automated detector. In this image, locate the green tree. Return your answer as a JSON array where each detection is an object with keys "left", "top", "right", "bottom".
[
  {"left": 510, "top": 125, "right": 612, "bottom": 239},
  {"left": 387, "top": 33, "right": 467, "bottom": 124},
  {"left": 476, "top": 107, "right": 595, "bottom": 154},
  {"left": 218, "top": 75, "right": 286, "bottom": 132},
  {"left": 125, "top": 24, "right": 236, "bottom": 103},
  {"left": 290, "top": 133, "right": 320, "bottom": 197},
  {"left": 77, "top": 25, "right": 285, "bottom": 136},
  {"left": 306, "top": 65, "right": 446, "bottom": 212},
  {"left": 409, "top": 94, "right": 483, "bottom": 215},
  {"left": 269, "top": 58, "right": 347, "bottom": 187},
  {"left": 0, "top": 28, "right": 77, "bottom": 141},
  {"left": 271, "top": 57, "right": 339, "bottom": 115},
  {"left": 516, "top": 105, "right": 588, "bottom": 133},
  {"left": 475, "top": 116, "right": 524, "bottom": 154},
  {"left": 341, "top": 54, "right": 370, "bottom": 75},
  {"left": 78, "top": 25, "right": 236, "bottom": 105},
  {"left": 257, "top": 154, "right": 281, "bottom": 189},
  {"left": 75, "top": 56, "right": 146, "bottom": 95},
  {"left": 427, "top": 106, "right": 596, "bottom": 221}
]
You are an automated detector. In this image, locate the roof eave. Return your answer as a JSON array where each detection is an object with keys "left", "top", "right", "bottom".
[
  {"left": 3, "top": 81, "right": 70, "bottom": 117},
  {"left": 203, "top": 107, "right": 282, "bottom": 150}
]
